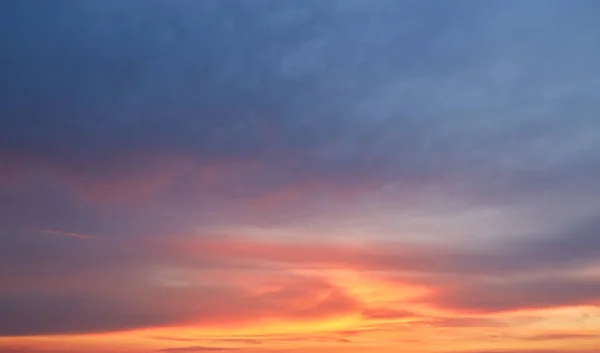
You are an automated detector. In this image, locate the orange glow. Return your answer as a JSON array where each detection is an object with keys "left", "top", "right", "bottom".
[
  {"left": 2, "top": 195, "right": 599, "bottom": 353},
  {"left": 2, "top": 261, "right": 599, "bottom": 353}
]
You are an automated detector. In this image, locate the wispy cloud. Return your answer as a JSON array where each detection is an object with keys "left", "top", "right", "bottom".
[
  {"left": 28, "top": 227, "right": 100, "bottom": 240},
  {"left": 157, "top": 347, "right": 239, "bottom": 352}
]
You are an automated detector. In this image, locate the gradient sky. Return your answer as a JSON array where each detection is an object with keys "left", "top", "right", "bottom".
[{"left": 1, "top": 1, "right": 600, "bottom": 353}]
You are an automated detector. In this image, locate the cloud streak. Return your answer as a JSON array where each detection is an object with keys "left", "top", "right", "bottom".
[
  {"left": 157, "top": 347, "right": 239, "bottom": 352},
  {"left": 28, "top": 227, "right": 101, "bottom": 240}
]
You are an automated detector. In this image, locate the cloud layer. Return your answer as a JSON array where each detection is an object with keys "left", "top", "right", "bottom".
[{"left": 1, "top": 1, "right": 600, "bottom": 353}]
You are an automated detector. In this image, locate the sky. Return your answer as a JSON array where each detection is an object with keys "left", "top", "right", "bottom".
[{"left": 1, "top": 1, "right": 600, "bottom": 353}]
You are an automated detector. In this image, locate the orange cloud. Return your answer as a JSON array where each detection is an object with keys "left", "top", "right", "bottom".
[{"left": 168, "top": 236, "right": 600, "bottom": 317}]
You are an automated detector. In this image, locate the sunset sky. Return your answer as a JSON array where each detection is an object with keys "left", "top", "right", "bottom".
[{"left": 2, "top": 1, "right": 600, "bottom": 353}]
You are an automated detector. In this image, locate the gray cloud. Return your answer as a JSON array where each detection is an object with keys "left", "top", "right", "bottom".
[
  {"left": 1, "top": 1, "right": 599, "bottom": 189},
  {"left": 433, "top": 276, "right": 600, "bottom": 313},
  {"left": 0, "top": 295, "right": 179, "bottom": 336}
]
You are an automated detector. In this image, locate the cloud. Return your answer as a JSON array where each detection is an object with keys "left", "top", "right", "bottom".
[
  {"left": 157, "top": 347, "right": 238, "bottom": 352},
  {"left": 360, "top": 308, "right": 415, "bottom": 320},
  {"left": 431, "top": 277, "right": 600, "bottom": 313},
  {"left": 3, "top": 213, "right": 600, "bottom": 336},
  {"left": 0, "top": 295, "right": 180, "bottom": 336},
  {"left": 149, "top": 332, "right": 353, "bottom": 346},
  {"left": 422, "top": 317, "right": 507, "bottom": 328},
  {"left": 28, "top": 227, "right": 100, "bottom": 240},
  {"left": 0, "top": 267, "right": 360, "bottom": 336},
  {"left": 177, "top": 217, "right": 600, "bottom": 276},
  {"left": 447, "top": 350, "right": 599, "bottom": 353},
  {"left": 1, "top": 0, "right": 599, "bottom": 210},
  {"left": 1, "top": 2, "right": 600, "bottom": 351},
  {"left": 525, "top": 333, "right": 599, "bottom": 341},
  {"left": 150, "top": 337, "right": 262, "bottom": 345}
]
